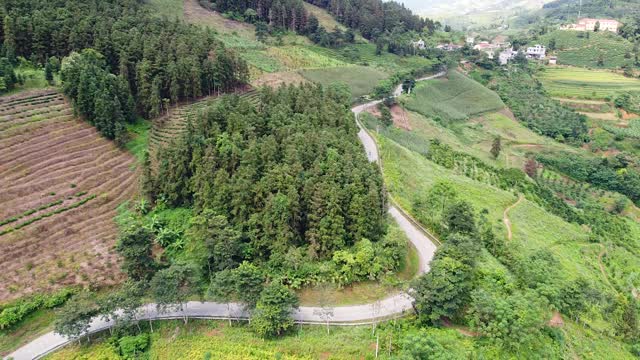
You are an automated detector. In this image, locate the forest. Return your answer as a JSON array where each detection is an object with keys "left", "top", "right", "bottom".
[
  {"left": 145, "top": 84, "right": 394, "bottom": 287},
  {"left": 1, "top": 0, "right": 249, "bottom": 138}
]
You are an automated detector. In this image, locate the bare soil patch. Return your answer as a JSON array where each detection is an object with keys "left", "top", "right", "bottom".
[
  {"left": 365, "top": 104, "right": 411, "bottom": 130},
  {"left": 548, "top": 311, "right": 564, "bottom": 328},
  {"left": 0, "top": 90, "right": 138, "bottom": 301},
  {"left": 252, "top": 71, "right": 308, "bottom": 89},
  {"left": 183, "top": 0, "right": 255, "bottom": 38}
]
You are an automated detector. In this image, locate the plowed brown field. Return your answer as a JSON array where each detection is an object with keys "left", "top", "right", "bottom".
[{"left": 0, "top": 89, "right": 139, "bottom": 301}]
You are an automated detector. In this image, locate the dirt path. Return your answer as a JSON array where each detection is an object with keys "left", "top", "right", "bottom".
[
  {"left": 442, "top": 318, "right": 479, "bottom": 337},
  {"left": 597, "top": 244, "right": 616, "bottom": 292},
  {"left": 503, "top": 195, "right": 524, "bottom": 240}
]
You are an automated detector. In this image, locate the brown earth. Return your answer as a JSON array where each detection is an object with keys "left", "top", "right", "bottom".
[
  {"left": 183, "top": 0, "right": 255, "bottom": 38},
  {"left": 365, "top": 104, "right": 411, "bottom": 130},
  {"left": 252, "top": 71, "right": 308, "bottom": 89},
  {"left": 0, "top": 90, "right": 139, "bottom": 301},
  {"left": 548, "top": 311, "right": 565, "bottom": 328}
]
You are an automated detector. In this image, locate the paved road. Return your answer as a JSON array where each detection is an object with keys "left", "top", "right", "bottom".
[{"left": 7, "top": 72, "right": 446, "bottom": 360}]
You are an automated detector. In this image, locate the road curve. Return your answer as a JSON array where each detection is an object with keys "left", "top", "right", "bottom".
[{"left": 6, "top": 72, "right": 446, "bottom": 360}]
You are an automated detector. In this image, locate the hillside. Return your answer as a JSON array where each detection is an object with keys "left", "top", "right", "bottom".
[
  {"left": 4, "top": 0, "right": 640, "bottom": 359},
  {"left": 405, "top": 70, "right": 505, "bottom": 121},
  {"left": 0, "top": 90, "right": 138, "bottom": 301},
  {"left": 359, "top": 67, "right": 640, "bottom": 356}
]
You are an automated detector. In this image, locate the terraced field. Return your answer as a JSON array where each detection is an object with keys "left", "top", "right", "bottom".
[
  {"left": 537, "top": 30, "right": 636, "bottom": 69},
  {"left": 149, "top": 90, "right": 261, "bottom": 163},
  {"left": 538, "top": 67, "right": 640, "bottom": 100},
  {"left": 0, "top": 90, "right": 138, "bottom": 301}
]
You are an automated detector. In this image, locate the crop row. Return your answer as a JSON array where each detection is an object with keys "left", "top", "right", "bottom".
[
  {"left": 0, "top": 194, "right": 97, "bottom": 236},
  {"left": 0, "top": 199, "right": 64, "bottom": 227}
]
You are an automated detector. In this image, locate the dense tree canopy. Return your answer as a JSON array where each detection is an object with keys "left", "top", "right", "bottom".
[
  {"left": 151, "top": 84, "right": 388, "bottom": 281},
  {"left": 2, "top": 0, "right": 249, "bottom": 123},
  {"left": 306, "top": 0, "right": 426, "bottom": 40}
]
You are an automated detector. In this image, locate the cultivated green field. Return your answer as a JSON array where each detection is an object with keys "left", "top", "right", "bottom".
[
  {"left": 537, "top": 30, "right": 636, "bottom": 69},
  {"left": 299, "top": 65, "right": 389, "bottom": 99},
  {"left": 538, "top": 67, "right": 640, "bottom": 100},
  {"left": 405, "top": 70, "right": 505, "bottom": 121}
]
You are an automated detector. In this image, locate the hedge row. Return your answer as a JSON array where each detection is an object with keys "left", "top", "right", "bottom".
[{"left": 0, "top": 288, "right": 76, "bottom": 329}]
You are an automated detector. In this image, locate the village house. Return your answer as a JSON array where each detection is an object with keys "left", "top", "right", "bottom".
[
  {"left": 491, "top": 35, "right": 510, "bottom": 48},
  {"left": 410, "top": 39, "right": 426, "bottom": 50},
  {"left": 561, "top": 18, "right": 621, "bottom": 33},
  {"left": 499, "top": 48, "right": 517, "bottom": 65},
  {"left": 526, "top": 44, "right": 546, "bottom": 59},
  {"left": 474, "top": 41, "right": 500, "bottom": 58},
  {"left": 548, "top": 56, "right": 558, "bottom": 65},
  {"left": 466, "top": 36, "right": 475, "bottom": 44}
]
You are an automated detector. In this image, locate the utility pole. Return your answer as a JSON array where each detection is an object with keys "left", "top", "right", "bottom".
[{"left": 578, "top": 0, "right": 582, "bottom": 19}]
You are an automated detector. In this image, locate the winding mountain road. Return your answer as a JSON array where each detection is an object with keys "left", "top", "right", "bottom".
[{"left": 6, "top": 72, "right": 446, "bottom": 360}]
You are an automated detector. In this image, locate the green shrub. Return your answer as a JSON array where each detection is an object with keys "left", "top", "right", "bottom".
[
  {"left": 117, "top": 333, "right": 150, "bottom": 359},
  {"left": 0, "top": 288, "right": 76, "bottom": 329}
]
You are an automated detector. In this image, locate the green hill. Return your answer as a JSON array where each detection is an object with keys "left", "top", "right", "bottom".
[
  {"left": 405, "top": 70, "right": 505, "bottom": 121},
  {"left": 535, "top": 30, "right": 636, "bottom": 69}
]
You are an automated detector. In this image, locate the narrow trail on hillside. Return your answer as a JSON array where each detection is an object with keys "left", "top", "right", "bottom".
[
  {"left": 503, "top": 195, "right": 524, "bottom": 240},
  {"left": 597, "top": 244, "right": 616, "bottom": 292}
]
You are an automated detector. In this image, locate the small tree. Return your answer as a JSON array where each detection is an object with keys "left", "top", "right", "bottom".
[
  {"left": 251, "top": 282, "right": 299, "bottom": 338},
  {"left": 255, "top": 22, "right": 269, "bottom": 43},
  {"left": 44, "top": 61, "right": 54, "bottom": 85},
  {"left": 98, "top": 281, "right": 144, "bottom": 333},
  {"left": 378, "top": 103, "right": 393, "bottom": 127},
  {"left": 490, "top": 136, "right": 502, "bottom": 159},
  {"left": 54, "top": 291, "right": 101, "bottom": 341},
  {"left": 594, "top": 21, "right": 601, "bottom": 32},
  {"left": 116, "top": 225, "right": 157, "bottom": 282},
  {"left": 244, "top": 8, "right": 258, "bottom": 23},
  {"left": 150, "top": 263, "right": 200, "bottom": 324}
]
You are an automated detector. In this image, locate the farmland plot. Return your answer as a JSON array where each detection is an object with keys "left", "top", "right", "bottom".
[
  {"left": 0, "top": 90, "right": 138, "bottom": 301},
  {"left": 538, "top": 67, "right": 640, "bottom": 100},
  {"left": 405, "top": 70, "right": 505, "bottom": 121}
]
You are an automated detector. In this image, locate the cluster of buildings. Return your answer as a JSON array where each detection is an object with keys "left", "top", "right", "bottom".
[
  {"left": 561, "top": 18, "right": 621, "bottom": 33},
  {"left": 410, "top": 39, "right": 462, "bottom": 52},
  {"left": 410, "top": 34, "right": 558, "bottom": 66},
  {"left": 467, "top": 34, "right": 554, "bottom": 65}
]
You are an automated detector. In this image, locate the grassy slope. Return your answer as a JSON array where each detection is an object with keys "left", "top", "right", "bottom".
[
  {"left": 376, "top": 135, "right": 633, "bottom": 357},
  {"left": 538, "top": 66, "right": 640, "bottom": 100},
  {"left": 405, "top": 70, "right": 505, "bottom": 120},
  {"left": 299, "top": 66, "right": 388, "bottom": 99},
  {"left": 537, "top": 30, "right": 635, "bottom": 69},
  {"left": 46, "top": 320, "right": 392, "bottom": 360}
]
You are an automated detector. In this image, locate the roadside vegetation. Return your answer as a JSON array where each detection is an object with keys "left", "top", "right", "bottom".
[{"left": 4, "top": 0, "right": 640, "bottom": 358}]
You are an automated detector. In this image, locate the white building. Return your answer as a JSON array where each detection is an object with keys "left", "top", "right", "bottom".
[
  {"left": 411, "top": 39, "right": 426, "bottom": 50},
  {"left": 526, "top": 45, "right": 546, "bottom": 59},
  {"left": 499, "top": 48, "right": 517, "bottom": 65},
  {"left": 561, "top": 18, "right": 621, "bottom": 33},
  {"left": 466, "top": 36, "right": 475, "bottom": 44}
]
